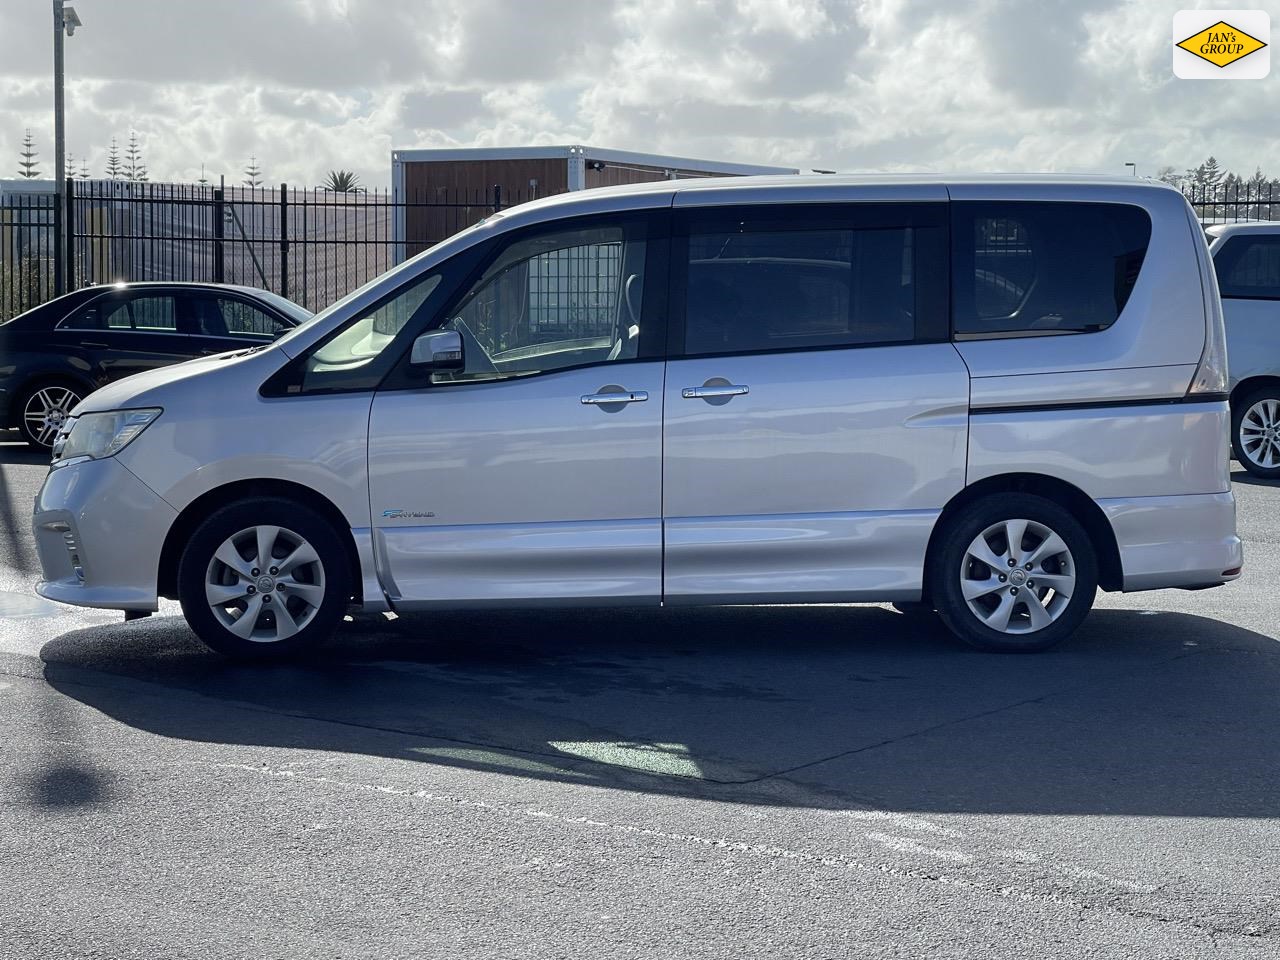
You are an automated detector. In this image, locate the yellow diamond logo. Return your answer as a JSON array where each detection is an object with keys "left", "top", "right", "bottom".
[{"left": 1176, "top": 20, "right": 1267, "bottom": 68}]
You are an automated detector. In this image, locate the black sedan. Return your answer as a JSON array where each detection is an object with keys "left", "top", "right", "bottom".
[{"left": 0, "top": 282, "right": 311, "bottom": 448}]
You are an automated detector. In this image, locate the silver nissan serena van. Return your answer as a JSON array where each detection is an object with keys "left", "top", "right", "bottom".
[{"left": 32, "top": 175, "right": 1242, "bottom": 657}]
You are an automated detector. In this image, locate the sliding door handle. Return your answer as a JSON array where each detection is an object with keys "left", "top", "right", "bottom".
[
  {"left": 581, "top": 390, "right": 648, "bottom": 405},
  {"left": 682, "top": 384, "right": 749, "bottom": 399}
]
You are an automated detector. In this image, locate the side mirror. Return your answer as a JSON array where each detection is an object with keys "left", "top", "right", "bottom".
[{"left": 410, "top": 329, "right": 464, "bottom": 370}]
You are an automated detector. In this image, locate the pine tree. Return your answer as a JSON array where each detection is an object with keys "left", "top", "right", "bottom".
[
  {"left": 78, "top": 158, "right": 89, "bottom": 179},
  {"left": 1244, "top": 167, "right": 1272, "bottom": 220},
  {"left": 1201, "top": 155, "right": 1225, "bottom": 192},
  {"left": 124, "top": 130, "right": 148, "bottom": 181},
  {"left": 243, "top": 155, "right": 262, "bottom": 188},
  {"left": 197, "top": 163, "right": 209, "bottom": 186},
  {"left": 65, "top": 153, "right": 77, "bottom": 179},
  {"left": 105, "top": 138, "right": 123, "bottom": 179},
  {"left": 18, "top": 129, "right": 40, "bottom": 178}
]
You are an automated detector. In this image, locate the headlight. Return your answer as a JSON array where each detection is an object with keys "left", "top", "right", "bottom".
[{"left": 52, "top": 408, "right": 162, "bottom": 466}]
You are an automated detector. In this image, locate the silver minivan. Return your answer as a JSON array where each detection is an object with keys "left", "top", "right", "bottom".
[{"left": 32, "top": 175, "right": 1243, "bottom": 657}]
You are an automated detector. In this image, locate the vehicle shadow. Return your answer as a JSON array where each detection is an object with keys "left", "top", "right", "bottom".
[
  {"left": 1231, "top": 467, "right": 1280, "bottom": 487},
  {"left": 38, "top": 603, "right": 1280, "bottom": 816}
]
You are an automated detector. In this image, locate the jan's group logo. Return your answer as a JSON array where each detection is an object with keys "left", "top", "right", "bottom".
[{"left": 1173, "top": 10, "right": 1270, "bottom": 79}]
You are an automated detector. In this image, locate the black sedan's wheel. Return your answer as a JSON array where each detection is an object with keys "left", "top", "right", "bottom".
[
  {"left": 19, "top": 382, "right": 82, "bottom": 449},
  {"left": 1232, "top": 387, "right": 1280, "bottom": 479},
  {"left": 177, "top": 497, "right": 351, "bottom": 660}
]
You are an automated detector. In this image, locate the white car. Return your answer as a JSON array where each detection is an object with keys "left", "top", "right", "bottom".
[
  {"left": 1206, "top": 222, "right": 1280, "bottom": 478},
  {"left": 32, "top": 175, "right": 1242, "bottom": 658}
]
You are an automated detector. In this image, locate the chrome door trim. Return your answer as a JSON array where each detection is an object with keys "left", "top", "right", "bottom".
[
  {"left": 681, "top": 384, "right": 748, "bottom": 399},
  {"left": 580, "top": 391, "right": 649, "bottom": 405}
]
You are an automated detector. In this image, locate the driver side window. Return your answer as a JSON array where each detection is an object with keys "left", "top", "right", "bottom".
[{"left": 434, "top": 224, "right": 647, "bottom": 384}]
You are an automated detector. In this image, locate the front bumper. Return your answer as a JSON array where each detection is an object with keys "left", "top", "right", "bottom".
[
  {"left": 33, "top": 457, "right": 177, "bottom": 611},
  {"left": 1101, "top": 492, "right": 1244, "bottom": 592}
]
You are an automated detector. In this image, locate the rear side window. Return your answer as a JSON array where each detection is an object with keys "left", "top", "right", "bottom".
[
  {"left": 952, "top": 201, "right": 1152, "bottom": 337},
  {"left": 1214, "top": 235, "right": 1280, "bottom": 299},
  {"left": 677, "top": 204, "right": 946, "bottom": 357},
  {"left": 60, "top": 295, "right": 178, "bottom": 332}
]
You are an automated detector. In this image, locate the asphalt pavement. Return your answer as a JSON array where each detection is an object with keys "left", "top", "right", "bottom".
[{"left": 0, "top": 433, "right": 1277, "bottom": 958}]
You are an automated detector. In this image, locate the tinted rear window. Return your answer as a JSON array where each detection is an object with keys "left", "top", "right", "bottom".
[{"left": 952, "top": 201, "right": 1152, "bottom": 337}]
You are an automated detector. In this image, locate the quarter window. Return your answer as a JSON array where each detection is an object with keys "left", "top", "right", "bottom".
[
  {"left": 294, "top": 274, "right": 444, "bottom": 393},
  {"left": 952, "top": 201, "right": 1152, "bottom": 337},
  {"left": 682, "top": 225, "right": 918, "bottom": 355},
  {"left": 1214, "top": 235, "right": 1280, "bottom": 300}
]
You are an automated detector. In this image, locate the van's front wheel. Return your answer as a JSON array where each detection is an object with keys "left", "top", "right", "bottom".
[
  {"left": 177, "top": 498, "right": 350, "bottom": 660},
  {"left": 930, "top": 494, "right": 1098, "bottom": 653}
]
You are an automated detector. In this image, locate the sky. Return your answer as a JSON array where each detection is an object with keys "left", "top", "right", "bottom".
[{"left": 0, "top": 0, "right": 1277, "bottom": 189}]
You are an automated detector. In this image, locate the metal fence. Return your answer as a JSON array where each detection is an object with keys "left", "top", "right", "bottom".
[
  {"left": 1, "top": 179, "right": 523, "bottom": 321},
  {"left": 0, "top": 190, "right": 57, "bottom": 321},
  {"left": 1183, "top": 181, "right": 1280, "bottom": 223},
  {"left": 5, "top": 177, "right": 1280, "bottom": 323}
]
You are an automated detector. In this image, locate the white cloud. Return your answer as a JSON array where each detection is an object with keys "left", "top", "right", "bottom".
[{"left": 1, "top": 0, "right": 1276, "bottom": 187}]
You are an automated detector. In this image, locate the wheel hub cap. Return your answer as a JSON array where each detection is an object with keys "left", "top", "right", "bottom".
[
  {"left": 24, "top": 386, "right": 81, "bottom": 447},
  {"left": 1241, "top": 398, "right": 1280, "bottom": 469},
  {"left": 204, "top": 524, "right": 325, "bottom": 643},
  {"left": 960, "top": 518, "right": 1076, "bottom": 635}
]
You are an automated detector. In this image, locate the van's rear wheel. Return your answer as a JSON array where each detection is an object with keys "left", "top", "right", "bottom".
[
  {"left": 930, "top": 494, "right": 1098, "bottom": 653},
  {"left": 1232, "top": 388, "right": 1280, "bottom": 479},
  {"left": 177, "top": 498, "right": 350, "bottom": 660}
]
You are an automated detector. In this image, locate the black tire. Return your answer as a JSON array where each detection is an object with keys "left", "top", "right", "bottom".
[
  {"left": 929, "top": 493, "right": 1098, "bottom": 653},
  {"left": 1231, "top": 387, "right": 1280, "bottom": 480},
  {"left": 177, "top": 497, "right": 351, "bottom": 660},
  {"left": 17, "top": 380, "right": 83, "bottom": 450}
]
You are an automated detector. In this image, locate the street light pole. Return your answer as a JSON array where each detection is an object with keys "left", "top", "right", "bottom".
[
  {"left": 52, "top": 0, "right": 80, "bottom": 296},
  {"left": 53, "top": 0, "right": 65, "bottom": 295}
]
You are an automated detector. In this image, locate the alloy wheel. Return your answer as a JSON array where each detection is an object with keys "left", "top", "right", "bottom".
[
  {"left": 204, "top": 525, "right": 326, "bottom": 643},
  {"left": 960, "top": 518, "right": 1077, "bottom": 635},
  {"left": 1239, "top": 398, "right": 1280, "bottom": 470},
  {"left": 23, "top": 385, "right": 81, "bottom": 448}
]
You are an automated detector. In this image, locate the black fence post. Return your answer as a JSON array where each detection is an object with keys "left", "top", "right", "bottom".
[
  {"left": 279, "top": 183, "right": 289, "bottom": 299},
  {"left": 493, "top": 183, "right": 502, "bottom": 213},
  {"left": 63, "top": 177, "right": 76, "bottom": 292},
  {"left": 212, "top": 181, "right": 225, "bottom": 283}
]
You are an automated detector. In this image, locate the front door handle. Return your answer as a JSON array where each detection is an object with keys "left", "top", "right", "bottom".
[
  {"left": 581, "top": 390, "right": 649, "bottom": 405},
  {"left": 682, "top": 384, "right": 749, "bottom": 399},
  {"left": 79, "top": 341, "right": 109, "bottom": 349}
]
